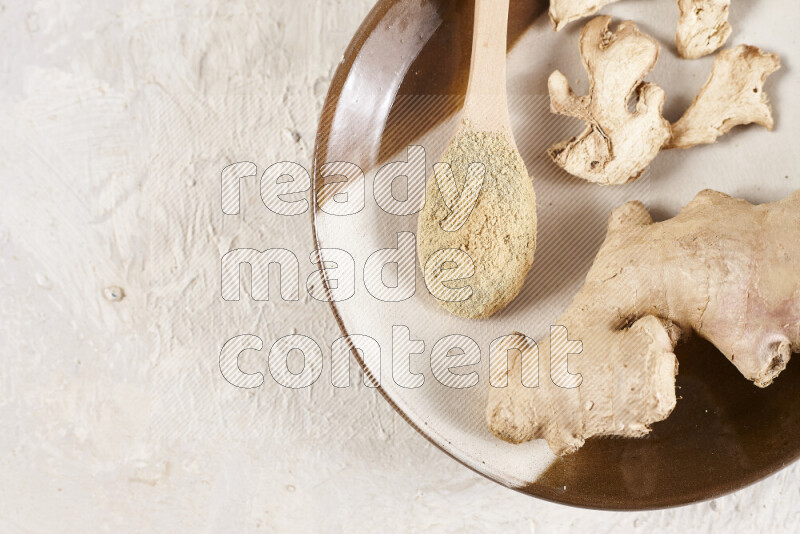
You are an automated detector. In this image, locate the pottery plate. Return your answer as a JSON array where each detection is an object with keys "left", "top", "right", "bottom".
[{"left": 311, "top": 0, "right": 800, "bottom": 509}]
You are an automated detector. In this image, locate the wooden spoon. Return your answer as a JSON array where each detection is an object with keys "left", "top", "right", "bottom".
[{"left": 417, "top": 0, "right": 537, "bottom": 319}]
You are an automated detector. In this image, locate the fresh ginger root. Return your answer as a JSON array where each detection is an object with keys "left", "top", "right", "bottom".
[
  {"left": 547, "top": 17, "right": 672, "bottom": 185},
  {"left": 487, "top": 189, "right": 800, "bottom": 456}
]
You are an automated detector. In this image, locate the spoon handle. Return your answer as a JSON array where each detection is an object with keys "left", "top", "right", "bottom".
[{"left": 463, "top": 0, "right": 511, "bottom": 128}]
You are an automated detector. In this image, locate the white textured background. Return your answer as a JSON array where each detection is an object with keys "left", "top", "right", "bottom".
[{"left": 0, "top": 0, "right": 798, "bottom": 532}]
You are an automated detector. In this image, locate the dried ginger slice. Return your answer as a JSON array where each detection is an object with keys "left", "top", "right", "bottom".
[
  {"left": 548, "top": 17, "right": 671, "bottom": 185},
  {"left": 549, "top": 0, "right": 622, "bottom": 32},
  {"left": 668, "top": 44, "right": 781, "bottom": 149},
  {"left": 676, "top": 0, "right": 732, "bottom": 59}
]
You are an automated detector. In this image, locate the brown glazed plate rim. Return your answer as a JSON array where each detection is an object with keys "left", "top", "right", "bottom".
[{"left": 309, "top": 0, "right": 800, "bottom": 510}]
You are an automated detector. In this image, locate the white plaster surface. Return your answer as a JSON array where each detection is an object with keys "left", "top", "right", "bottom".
[{"left": 0, "top": 0, "right": 798, "bottom": 532}]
